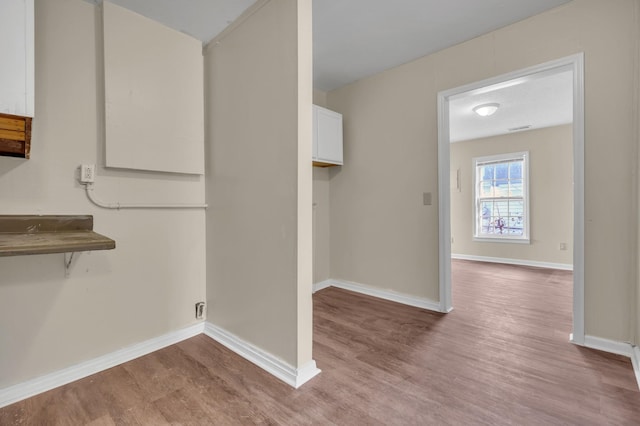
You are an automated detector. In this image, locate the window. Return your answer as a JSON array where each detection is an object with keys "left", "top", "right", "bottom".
[{"left": 473, "top": 152, "right": 529, "bottom": 242}]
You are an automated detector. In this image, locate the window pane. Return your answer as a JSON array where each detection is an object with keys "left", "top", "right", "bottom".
[
  {"left": 493, "top": 217, "right": 507, "bottom": 234},
  {"left": 495, "top": 163, "right": 508, "bottom": 180},
  {"left": 479, "top": 201, "right": 492, "bottom": 235},
  {"left": 494, "top": 180, "right": 509, "bottom": 197},
  {"left": 509, "top": 162, "right": 522, "bottom": 179},
  {"left": 480, "top": 201, "right": 492, "bottom": 218},
  {"left": 481, "top": 217, "right": 492, "bottom": 234},
  {"left": 493, "top": 200, "right": 509, "bottom": 216},
  {"left": 509, "top": 200, "right": 524, "bottom": 217},
  {"left": 508, "top": 225, "right": 523, "bottom": 236},
  {"left": 480, "top": 165, "right": 494, "bottom": 181},
  {"left": 507, "top": 197, "right": 524, "bottom": 235},
  {"left": 510, "top": 180, "right": 523, "bottom": 197},
  {"left": 507, "top": 214, "right": 524, "bottom": 234},
  {"left": 479, "top": 181, "right": 493, "bottom": 197}
]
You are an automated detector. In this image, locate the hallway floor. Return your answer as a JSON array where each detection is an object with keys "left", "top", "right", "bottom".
[{"left": 2, "top": 260, "right": 639, "bottom": 424}]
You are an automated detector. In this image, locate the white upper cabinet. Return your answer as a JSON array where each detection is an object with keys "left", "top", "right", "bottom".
[
  {"left": 313, "top": 105, "right": 343, "bottom": 166},
  {"left": 0, "top": 0, "right": 35, "bottom": 117}
]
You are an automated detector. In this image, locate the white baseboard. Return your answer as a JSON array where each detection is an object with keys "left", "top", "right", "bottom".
[
  {"left": 451, "top": 253, "right": 573, "bottom": 271},
  {"left": 582, "top": 335, "right": 640, "bottom": 390},
  {"left": 312, "top": 279, "right": 332, "bottom": 293},
  {"left": 631, "top": 346, "right": 640, "bottom": 391},
  {"left": 203, "top": 322, "right": 320, "bottom": 389},
  {"left": 326, "top": 279, "right": 445, "bottom": 313},
  {"left": 0, "top": 322, "right": 205, "bottom": 409},
  {"left": 583, "top": 335, "right": 633, "bottom": 357}
]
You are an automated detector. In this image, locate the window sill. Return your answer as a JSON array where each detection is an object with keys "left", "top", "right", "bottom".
[{"left": 473, "top": 236, "right": 530, "bottom": 245}]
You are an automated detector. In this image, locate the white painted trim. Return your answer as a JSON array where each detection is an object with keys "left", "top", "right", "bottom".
[
  {"left": 437, "top": 91, "right": 453, "bottom": 313},
  {"left": 582, "top": 335, "right": 633, "bottom": 357},
  {"left": 472, "top": 237, "right": 531, "bottom": 244},
  {"left": 451, "top": 253, "right": 573, "bottom": 271},
  {"left": 437, "top": 53, "right": 585, "bottom": 343},
  {"left": 313, "top": 279, "right": 332, "bottom": 293},
  {"left": 631, "top": 346, "right": 640, "bottom": 391},
  {"left": 327, "top": 279, "right": 446, "bottom": 313},
  {"left": 25, "top": 0, "right": 35, "bottom": 117},
  {"left": 0, "top": 322, "right": 205, "bottom": 409},
  {"left": 573, "top": 335, "right": 640, "bottom": 390},
  {"left": 203, "top": 322, "right": 320, "bottom": 389},
  {"left": 570, "top": 53, "right": 586, "bottom": 346}
]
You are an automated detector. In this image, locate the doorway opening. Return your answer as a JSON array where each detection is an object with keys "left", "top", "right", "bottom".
[{"left": 437, "top": 54, "right": 585, "bottom": 344}]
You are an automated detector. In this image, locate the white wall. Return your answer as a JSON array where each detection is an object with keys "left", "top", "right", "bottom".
[
  {"left": 313, "top": 167, "right": 331, "bottom": 284},
  {"left": 450, "top": 125, "right": 573, "bottom": 266},
  {"left": 204, "top": 0, "right": 313, "bottom": 368},
  {"left": 635, "top": 0, "right": 640, "bottom": 350},
  {"left": 0, "top": 0, "right": 206, "bottom": 389},
  {"left": 312, "top": 89, "right": 331, "bottom": 284},
  {"left": 327, "top": 0, "right": 639, "bottom": 342}
]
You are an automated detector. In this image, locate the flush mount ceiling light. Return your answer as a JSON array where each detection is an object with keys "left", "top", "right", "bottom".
[{"left": 472, "top": 103, "right": 500, "bottom": 117}]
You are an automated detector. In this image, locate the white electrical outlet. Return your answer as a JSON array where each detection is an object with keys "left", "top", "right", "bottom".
[{"left": 80, "top": 164, "right": 96, "bottom": 183}]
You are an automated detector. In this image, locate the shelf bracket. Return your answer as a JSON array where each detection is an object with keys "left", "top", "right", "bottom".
[{"left": 64, "top": 252, "right": 77, "bottom": 277}]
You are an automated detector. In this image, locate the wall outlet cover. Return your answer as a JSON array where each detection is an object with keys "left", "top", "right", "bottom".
[{"left": 80, "top": 164, "right": 96, "bottom": 183}]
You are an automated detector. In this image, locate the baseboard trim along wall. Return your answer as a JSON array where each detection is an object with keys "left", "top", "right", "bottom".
[
  {"left": 631, "top": 346, "right": 640, "bottom": 391},
  {"left": 451, "top": 254, "right": 573, "bottom": 271},
  {"left": 583, "top": 335, "right": 634, "bottom": 357},
  {"left": 0, "top": 320, "right": 322, "bottom": 409},
  {"left": 203, "top": 322, "right": 321, "bottom": 388},
  {"left": 312, "top": 280, "right": 332, "bottom": 293},
  {"left": 583, "top": 335, "right": 639, "bottom": 391},
  {"left": 314, "top": 278, "right": 444, "bottom": 313},
  {"left": 0, "top": 322, "right": 205, "bottom": 409}
]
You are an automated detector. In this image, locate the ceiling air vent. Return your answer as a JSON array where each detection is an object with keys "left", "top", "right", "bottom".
[{"left": 508, "top": 125, "right": 532, "bottom": 132}]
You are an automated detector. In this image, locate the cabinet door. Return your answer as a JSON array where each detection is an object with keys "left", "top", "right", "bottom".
[
  {"left": 0, "top": 0, "right": 34, "bottom": 117},
  {"left": 314, "top": 105, "right": 343, "bottom": 165},
  {"left": 312, "top": 106, "right": 319, "bottom": 160}
]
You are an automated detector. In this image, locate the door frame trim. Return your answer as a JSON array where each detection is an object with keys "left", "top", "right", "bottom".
[{"left": 436, "top": 53, "right": 585, "bottom": 344}]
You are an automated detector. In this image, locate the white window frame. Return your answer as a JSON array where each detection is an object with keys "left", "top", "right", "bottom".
[{"left": 473, "top": 151, "right": 530, "bottom": 244}]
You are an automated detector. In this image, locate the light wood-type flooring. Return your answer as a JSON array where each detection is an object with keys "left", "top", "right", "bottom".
[{"left": 2, "top": 260, "right": 639, "bottom": 424}]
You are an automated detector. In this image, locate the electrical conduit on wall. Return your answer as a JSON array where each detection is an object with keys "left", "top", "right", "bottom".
[{"left": 84, "top": 183, "right": 207, "bottom": 210}]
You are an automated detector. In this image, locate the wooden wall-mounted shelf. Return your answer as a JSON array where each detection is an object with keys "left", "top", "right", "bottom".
[
  {"left": 0, "top": 113, "right": 32, "bottom": 159},
  {"left": 0, "top": 215, "right": 115, "bottom": 257}
]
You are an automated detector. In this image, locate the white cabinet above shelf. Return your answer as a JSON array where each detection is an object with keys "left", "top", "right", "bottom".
[
  {"left": 0, "top": 0, "right": 34, "bottom": 118},
  {"left": 313, "top": 105, "right": 343, "bottom": 167},
  {"left": 0, "top": 0, "right": 34, "bottom": 159}
]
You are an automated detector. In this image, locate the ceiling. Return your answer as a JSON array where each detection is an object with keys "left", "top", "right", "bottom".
[
  {"left": 91, "top": 0, "right": 574, "bottom": 141},
  {"left": 105, "top": 0, "right": 255, "bottom": 43},
  {"left": 449, "top": 69, "right": 573, "bottom": 142},
  {"left": 312, "top": 0, "right": 571, "bottom": 92},
  {"left": 98, "top": 0, "right": 571, "bottom": 91}
]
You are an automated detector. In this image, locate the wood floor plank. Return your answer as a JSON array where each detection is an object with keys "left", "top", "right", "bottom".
[{"left": 1, "top": 260, "right": 639, "bottom": 424}]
